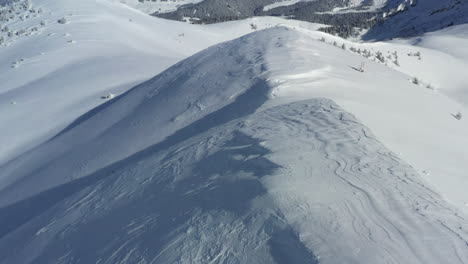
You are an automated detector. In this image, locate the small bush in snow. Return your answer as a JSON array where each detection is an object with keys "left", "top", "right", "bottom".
[
  {"left": 101, "top": 93, "right": 115, "bottom": 100},
  {"left": 250, "top": 23, "right": 257, "bottom": 30},
  {"left": 352, "top": 62, "right": 365, "bottom": 73},
  {"left": 362, "top": 49, "right": 371, "bottom": 58},
  {"left": 375, "top": 51, "right": 385, "bottom": 63},
  {"left": 16, "top": 29, "right": 26, "bottom": 36},
  {"left": 454, "top": 112, "right": 462, "bottom": 120},
  {"left": 415, "top": 51, "right": 421, "bottom": 60},
  {"left": 392, "top": 51, "right": 399, "bottom": 66},
  {"left": 408, "top": 51, "right": 421, "bottom": 60},
  {"left": 57, "top": 17, "right": 67, "bottom": 24},
  {"left": 358, "top": 62, "right": 365, "bottom": 72},
  {"left": 411, "top": 77, "right": 419, "bottom": 85}
]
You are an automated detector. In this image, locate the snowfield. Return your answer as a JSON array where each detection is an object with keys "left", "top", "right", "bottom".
[
  {"left": 1, "top": 0, "right": 468, "bottom": 263},
  {"left": 263, "top": 0, "right": 315, "bottom": 11},
  {"left": 1, "top": 27, "right": 468, "bottom": 264},
  {"left": 266, "top": 27, "right": 468, "bottom": 212},
  {"left": 0, "top": 0, "right": 321, "bottom": 166},
  {"left": 388, "top": 24, "right": 468, "bottom": 106},
  {"left": 113, "top": 0, "right": 205, "bottom": 14}
]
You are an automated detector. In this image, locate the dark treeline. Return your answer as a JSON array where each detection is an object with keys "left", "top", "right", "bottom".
[{"left": 155, "top": 0, "right": 381, "bottom": 38}]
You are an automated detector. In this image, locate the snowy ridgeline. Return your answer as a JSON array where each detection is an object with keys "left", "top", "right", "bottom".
[
  {"left": 0, "top": 28, "right": 468, "bottom": 264},
  {"left": 316, "top": 36, "right": 434, "bottom": 88},
  {"left": 3, "top": 98, "right": 467, "bottom": 264},
  {"left": 0, "top": 0, "right": 325, "bottom": 174}
]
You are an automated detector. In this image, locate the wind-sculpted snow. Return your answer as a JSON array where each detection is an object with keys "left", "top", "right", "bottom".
[
  {"left": 1, "top": 99, "right": 467, "bottom": 263},
  {"left": 1, "top": 0, "right": 312, "bottom": 167},
  {"left": 0, "top": 28, "right": 274, "bottom": 207},
  {"left": 245, "top": 100, "right": 468, "bottom": 263},
  {"left": 1, "top": 27, "right": 468, "bottom": 263}
]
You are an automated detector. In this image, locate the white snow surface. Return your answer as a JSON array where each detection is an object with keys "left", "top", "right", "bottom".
[
  {"left": 112, "top": 0, "right": 205, "bottom": 14},
  {"left": 263, "top": 0, "right": 315, "bottom": 11},
  {"left": 388, "top": 24, "right": 468, "bottom": 106},
  {"left": 301, "top": 27, "right": 468, "bottom": 211},
  {"left": 1, "top": 27, "right": 468, "bottom": 264},
  {"left": 365, "top": 0, "right": 468, "bottom": 39},
  {"left": 0, "top": 0, "right": 322, "bottom": 166},
  {"left": 1, "top": 0, "right": 468, "bottom": 263}
]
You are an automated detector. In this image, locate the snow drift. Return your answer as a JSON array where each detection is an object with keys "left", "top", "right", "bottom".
[
  {"left": 1, "top": 27, "right": 468, "bottom": 264},
  {"left": 0, "top": 0, "right": 322, "bottom": 167}
]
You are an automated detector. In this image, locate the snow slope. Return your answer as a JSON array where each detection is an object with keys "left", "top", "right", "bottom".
[
  {"left": 0, "top": 0, "right": 322, "bottom": 166},
  {"left": 0, "top": 0, "right": 211, "bottom": 165},
  {"left": 364, "top": 0, "right": 468, "bottom": 39},
  {"left": 263, "top": 0, "right": 315, "bottom": 11},
  {"left": 114, "top": 0, "right": 205, "bottom": 14},
  {"left": 1, "top": 0, "right": 468, "bottom": 262},
  {"left": 1, "top": 27, "right": 468, "bottom": 264},
  {"left": 387, "top": 24, "right": 468, "bottom": 106},
  {"left": 292, "top": 26, "right": 468, "bottom": 211}
]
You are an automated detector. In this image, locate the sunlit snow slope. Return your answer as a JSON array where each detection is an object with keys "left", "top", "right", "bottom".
[
  {"left": 0, "top": 0, "right": 321, "bottom": 166},
  {"left": 0, "top": 0, "right": 212, "bottom": 165},
  {"left": 1, "top": 27, "right": 468, "bottom": 264},
  {"left": 113, "top": 0, "right": 205, "bottom": 14},
  {"left": 280, "top": 27, "right": 468, "bottom": 211}
]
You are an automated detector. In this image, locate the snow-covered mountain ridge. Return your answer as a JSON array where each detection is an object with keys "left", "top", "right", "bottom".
[
  {"left": 1, "top": 27, "right": 468, "bottom": 264},
  {"left": 0, "top": 0, "right": 323, "bottom": 166},
  {"left": 1, "top": 0, "right": 468, "bottom": 262}
]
